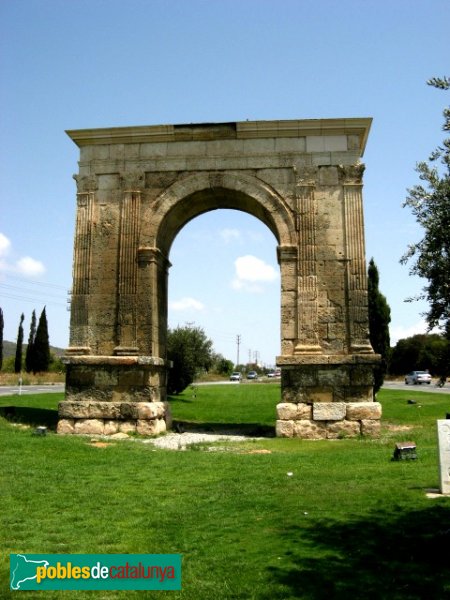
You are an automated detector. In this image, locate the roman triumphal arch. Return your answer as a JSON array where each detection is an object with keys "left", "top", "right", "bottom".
[{"left": 58, "top": 119, "right": 382, "bottom": 439}]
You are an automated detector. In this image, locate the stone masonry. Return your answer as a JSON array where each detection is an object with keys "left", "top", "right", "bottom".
[{"left": 60, "top": 118, "right": 381, "bottom": 438}]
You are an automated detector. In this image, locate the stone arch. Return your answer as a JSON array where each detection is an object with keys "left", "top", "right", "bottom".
[
  {"left": 61, "top": 118, "right": 382, "bottom": 440},
  {"left": 147, "top": 171, "right": 296, "bottom": 255}
]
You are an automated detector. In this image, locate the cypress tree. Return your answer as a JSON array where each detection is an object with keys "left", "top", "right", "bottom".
[
  {"left": 0, "top": 307, "right": 3, "bottom": 371},
  {"left": 33, "top": 307, "right": 50, "bottom": 373},
  {"left": 368, "top": 258, "right": 391, "bottom": 394},
  {"left": 25, "top": 309, "right": 37, "bottom": 373},
  {"left": 14, "top": 313, "right": 25, "bottom": 374}
]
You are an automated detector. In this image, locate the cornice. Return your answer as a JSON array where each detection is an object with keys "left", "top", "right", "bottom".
[{"left": 66, "top": 118, "right": 372, "bottom": 156}]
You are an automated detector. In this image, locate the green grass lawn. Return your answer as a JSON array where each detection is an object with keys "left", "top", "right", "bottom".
[{"left": 1, "top": 386, "right": 450, "bottom": 599}]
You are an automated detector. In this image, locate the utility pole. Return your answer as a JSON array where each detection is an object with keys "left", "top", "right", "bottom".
[{"left": 236, "top": 334, "right": 241, "bottom": 368}]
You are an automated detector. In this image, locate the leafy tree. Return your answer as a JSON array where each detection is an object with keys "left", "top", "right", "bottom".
[
  {"left": 167, "top": 324, "right": 214, "bottom": 394},
  {"left": 33, "top": 307, "right": 50, "bottom": 373},
  {"left": 14, "top": 313, "right": 25, "bottom": 374},
  {"left": 389, "top": 333, "right": 447, "bottom": 376},
  {"left": 215, "top": 356, "right": 234, "bottom": 376},
  {"left": 401, "top": 76, "right": 450, "bottom": 346},
  {"left": 25, "top": 309, "right": 37, "bottom": 373},
  {"left": 0, "top": 307, "right": 3, "bottom": 371},
  {"left": 368, "top": 258, "right": 391, "bottom": 393}
]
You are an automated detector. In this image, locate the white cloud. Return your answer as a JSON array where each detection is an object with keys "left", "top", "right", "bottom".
[
  {"left": 390, "top": 319, "right": 441, "bottom": 345},
  {"left": 169, "top": 297, "right": 205, "bottom": 311},
  {"left": 0, "top": 233, "right": 11, "bottom": 257},
  {"left": 16, "top": 256, "right": 46, "bottom": 277},
  {"left": 231, "top": 254, "right": 278, "bottom": 293},
  {"left": 0, "top": 233, "right": 46, "bottom": 277},
  {"left": 220, "top": 228, "right": 241, "bottom": 243}
]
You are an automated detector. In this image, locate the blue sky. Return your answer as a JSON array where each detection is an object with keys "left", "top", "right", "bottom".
[{"left": 0, "top": 0, "right": 449, "bottom": 367}]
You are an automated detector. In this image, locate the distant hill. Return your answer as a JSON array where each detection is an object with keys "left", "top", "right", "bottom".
[{"left": 1, "top": 340, "right": 65, "bottom": 359}]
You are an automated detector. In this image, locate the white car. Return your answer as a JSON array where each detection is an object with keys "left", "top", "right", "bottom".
[
  {"left": 230, "top": 372, "right": 242, "bottom": 381},
  {"left": 405, "top": 371, "right": 432, "bottom": 385}
]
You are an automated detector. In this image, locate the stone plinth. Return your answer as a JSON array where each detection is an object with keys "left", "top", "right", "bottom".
[
  {"left": 275, "top": 354, "right": 381, "bottom": 439},
  {"left": 60, "top": 355, "right": 172, "bottom": 435}
]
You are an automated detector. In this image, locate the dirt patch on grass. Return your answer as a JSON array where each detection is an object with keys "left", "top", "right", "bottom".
[{"left": 384, "top": 423, "right": 415, "bottom": 432}]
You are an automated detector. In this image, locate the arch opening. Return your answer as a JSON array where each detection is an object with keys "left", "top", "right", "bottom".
[{"left": 167, "top": 208, "right": 280, "bottom": 369}]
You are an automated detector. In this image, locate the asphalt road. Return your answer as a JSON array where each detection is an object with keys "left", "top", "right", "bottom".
[
  {"left": 0, "top": 381, "right": 448, "bottom": 397},
  {"left": 0, "top": 384, "right": 65, "bottom": 396},
  {"left": 382, "top": 380, "right": 449, "bottom": 394}
]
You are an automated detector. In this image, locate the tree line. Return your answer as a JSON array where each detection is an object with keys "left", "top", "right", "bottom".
[{"left": 0, "top": 307, "right": 51, "bottom": 373}]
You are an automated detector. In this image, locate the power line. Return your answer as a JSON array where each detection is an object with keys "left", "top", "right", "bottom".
[
  {"left": 0, "top": 283, "right": 67, "bottom": 301},
  {"left": 3, "top": 273, "right": 69, "bottom": 291},
  {"left": 0, "top": 292, "right": 67, "bottom": 308}
]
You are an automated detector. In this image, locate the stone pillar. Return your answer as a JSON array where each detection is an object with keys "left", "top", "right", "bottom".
[
  {"left": 114, "top": 172, "right": 144, "bottom": 355},
  {"left": 66, "top": 175, "right": 96, "bottom": 355},
  {"left": 137, "top": 247, "right": 171, "bottom": 358},
  {"left": 277, "top": 245, "right": 298, "bottom": 356},
  {"left": 294, "top": 175, "right": 321, "bottom": 354},
  {"left": 340, "top": 165, "right": 373, "bottom": 353}
]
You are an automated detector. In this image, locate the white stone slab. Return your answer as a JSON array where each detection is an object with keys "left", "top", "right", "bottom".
[{"left": 437, "top": 420, "right": 450, "bottom": 495}]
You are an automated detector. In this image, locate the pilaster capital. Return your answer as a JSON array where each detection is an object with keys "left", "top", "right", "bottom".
[
  {"left": 73, "top": 174, "right": 98, "bottom": 193},
  {"left": 338, "top": 163, "right": 365, "bottom": 185},
  {"left": 137, "top": 247, "right": 172, "bottom": 269},
  {"left": 277, "top": 245, "right": 298, "bottom": 263}
]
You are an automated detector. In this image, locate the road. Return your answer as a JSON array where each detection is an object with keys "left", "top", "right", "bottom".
[
  {"left": 0, "top": 381, "right": 448, "bottom": 397},
  {"left": 0, "top": 384, "right": 65, "bottom": 396},
  {"left": 382, "top": 381, "right": 449, "bottom": 394}
]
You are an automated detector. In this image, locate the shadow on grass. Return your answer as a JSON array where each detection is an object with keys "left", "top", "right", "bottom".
[
  {"left": 265, "top": 505, "right": 450, "bottom": 600},
  {"left": 0, "top": 405, "right": 58, "bottom": 430},
  {"left": 172, "top": 420, "right": 275, "bottom": 437}
]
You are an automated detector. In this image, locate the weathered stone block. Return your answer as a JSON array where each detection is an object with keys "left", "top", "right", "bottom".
[
  {"left": 119, "top": 420, "right": 136, "bottom": 434},
  {"left": 136, "top": 418, "right": 167, "bottom": 436},
  {"left": 88, "top": 401, "right": 121, "bottom": 419},
  {"left": 313, "top": 402, "right": 346, "bottom": 421},
  {"left": 277, "top": 403, "right": 298, "bottom": 420},
  {"left": 294, "top": 420, "right": 328, "bottom": 439},
  {"left": 74, "top": 419, "right": 104, "bottom": 435},
  {"left": 57, "top": 419, "right": 75, "bottom": 434},
  {"left": 137, "top": 402, "right": 165, "bottom": 419},
  {"left": 309, "top": 389, "right": 333, "bottom": 403},
  {"left": 58, "top": 401, "right": 90, "bottom": 419},
  {"left": 360, "top": 419, "right": 381, "bottom": 437},
  {"left": 346, "top": 402, "right": 382, "bottom": 421},
  {"left": 119, "top": 403, "right": 139, "bottom": 419},
  {"left": 276, "top": 420, "right": 294, "bottom": 438},
  {"left": 326, "top": 420, "right": 361, "bottom": 439},
  {"left": 104, "top": 420, "right": 119, "bottom": 435},
  {"left": 277, "top": 403, "right": 312, "bottom": 420}
]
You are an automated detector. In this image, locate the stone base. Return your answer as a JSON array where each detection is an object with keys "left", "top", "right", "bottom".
[
  {"left": 276, "top": 401, "right": 381, "bottom": 439},
  {"left": 63, "top": 354, "right": 170, "bottom": 402},
  {"left": 57, "top": 400, "right": 172, "bottom": 436},
  {"left": 275, "top": 355, "right": 381, "bottom": 439}
]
